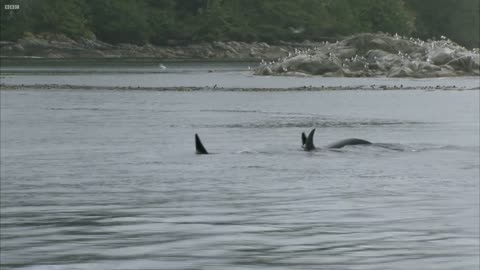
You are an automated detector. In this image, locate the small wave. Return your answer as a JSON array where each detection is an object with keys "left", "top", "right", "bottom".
[
  {"left": 461, "top": 164, "right": 480, "bottom": 170},
  {"left": 46, "top": 107, "right": 119, "bottom": 112},
  {"left": 372, "top": 143, "right": 411, "bottom": 152},
  {"left": 14, "top": 265, "right": 76, "bottom": 270},
  {"left": 411, "top": 144, "right": 480, "bottom": 153},
  {"left": 200, "top": 109, "right": 260, "bottom": 113},
  {"left": 232, "top": 165, "right": 264, "bottom": 169},
  {"left": 202, "top": 119, "right": 425, "bottom": 129},
  {"left": 236, "top": 149, "right": 260, "bottom": 154}
]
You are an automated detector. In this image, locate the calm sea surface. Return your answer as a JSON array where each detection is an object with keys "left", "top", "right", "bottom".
[{"left": 1, "top": 60, "right": 479, "bottom": 270}]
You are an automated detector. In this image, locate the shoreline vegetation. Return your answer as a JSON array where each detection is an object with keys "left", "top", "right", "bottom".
[
  {"left": 1, "top": 83, "right": 478, "bottom": 92},
  {"left": 1, "top": 0, "right": 478, "bottom": 48},
  {"left": 0, "top": 0, "right": 480, "bottom": 78},
  {"left": 1, "top": 1, "right": 479, "bottom": 78}
]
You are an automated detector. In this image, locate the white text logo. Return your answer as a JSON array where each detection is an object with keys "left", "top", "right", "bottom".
[{"left": 4, "top": 5, "right": 20, "bottom": 10}]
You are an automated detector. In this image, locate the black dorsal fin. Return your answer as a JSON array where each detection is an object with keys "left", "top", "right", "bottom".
[
  {"left": 195, "top": 134, "right": 208, "bottom": 154},
  {"left": 301, "top": 132, "right": 307, "bottom": 147},
  {"left": 304, "top": 128, "right": 316, "bottom": 151}
]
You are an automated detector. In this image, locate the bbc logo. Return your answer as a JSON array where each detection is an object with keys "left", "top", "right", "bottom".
[{"left": 4, "top": 4, "right": 20, "bottom": 10}]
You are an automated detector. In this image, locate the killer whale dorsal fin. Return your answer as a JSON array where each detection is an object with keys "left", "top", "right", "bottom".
[
  {"left": 304, "top": 128, "right": 316, "bottom": 151},
  {"left": 301, "top": 132, "right": 307, "bottom": 147},
  {"left": 195, "top": 134, "right": 208, "bottom": 154}
]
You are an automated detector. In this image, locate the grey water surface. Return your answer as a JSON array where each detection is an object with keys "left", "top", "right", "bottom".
[
  {"left": 0, "top": 61, "right": 479, "bottom": 270},
  {"left": 1, "top": 59, "right": 479, "bottom": 89}
]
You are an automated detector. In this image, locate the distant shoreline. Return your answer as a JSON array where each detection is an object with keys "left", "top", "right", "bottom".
[
  {"left": 1, "top": 83, "right": 478, "bottom": 92},
  {"left": 0, "top": 34, "right": 296, "bottom": 60},
  {"left": 2, "top": 33, "right": 479, "bottom": 78}
]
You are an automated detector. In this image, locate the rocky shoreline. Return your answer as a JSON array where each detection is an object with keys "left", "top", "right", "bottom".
[
  {"left": 1, "top": 33, "right": 479, "bottom": 78},
  {"left": 0, "top": 33, "right": 292, "bottom": 60},
  {"left": 254, "top": 33, "right": 480, "bottom": 78}
]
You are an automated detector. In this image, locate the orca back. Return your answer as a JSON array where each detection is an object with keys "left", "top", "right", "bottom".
[{"left": 326, "top": 138, "right": 371, "bottom": 149}]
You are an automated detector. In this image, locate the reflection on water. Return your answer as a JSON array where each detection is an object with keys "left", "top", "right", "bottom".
[{"left": 0, "top": 62, "right": 479, "bottom": 270}]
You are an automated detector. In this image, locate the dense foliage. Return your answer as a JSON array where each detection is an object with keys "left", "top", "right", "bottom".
[{"left": 1, "top": 0, "right": 478, "bottom": 47}]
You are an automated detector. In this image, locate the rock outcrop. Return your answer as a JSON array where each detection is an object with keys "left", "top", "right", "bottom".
[{"left": 254, "top": 33, "right": 479, "bottom": 77}]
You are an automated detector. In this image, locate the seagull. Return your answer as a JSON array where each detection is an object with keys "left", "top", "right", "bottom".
[
  {"left": 159, "top": 64, "right": 167, "bottom": 70},
  {"left": 289, "top": 26, "right": 305, "bottom": 34}
]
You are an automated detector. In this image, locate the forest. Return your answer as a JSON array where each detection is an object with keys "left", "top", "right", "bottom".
[{"left": 1, "top": 0, "right": 479, "bottom": 48}]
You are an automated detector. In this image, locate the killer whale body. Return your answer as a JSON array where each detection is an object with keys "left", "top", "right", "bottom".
[
  {"left": 326, "top": 138, "right": 372, "bottom": 149},
  {"left": 302, "top": 128, "right": 371, "bottom": 151},
  {"left": 195, "top": 134, "right": 208, "bottom": 154},
  {"left": 195, "top": 129, "right": 371, "bottom": 155}
]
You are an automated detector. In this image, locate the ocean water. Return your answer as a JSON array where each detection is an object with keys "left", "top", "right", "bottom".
[
  {"left": 0, "top": 60, "right": 479, "bottom": 270},
  {"left": 1, "top": 59, "right": 479, "bottom": 89}
]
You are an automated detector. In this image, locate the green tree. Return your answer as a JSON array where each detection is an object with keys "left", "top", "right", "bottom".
[
  {"left": 447, "top": 0, "right": 479, "bottom": 47},
  {"left": 354, "top": 0, "right": 415, "bottom": 35},
  {"left": 88, "top": 0, "right": 150, "bottom": 44},
  {"left": 146, "top": 0, "right": 176, "bottom": 44},
  {"left": 406, "top": 0, "right": 479, "bottom": 47},
  {"left": 0, "top": 0, "right": 477, "bottom": 47},
  {"left": 31, "top": 0, "right": 90, "bottom": 37}
]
